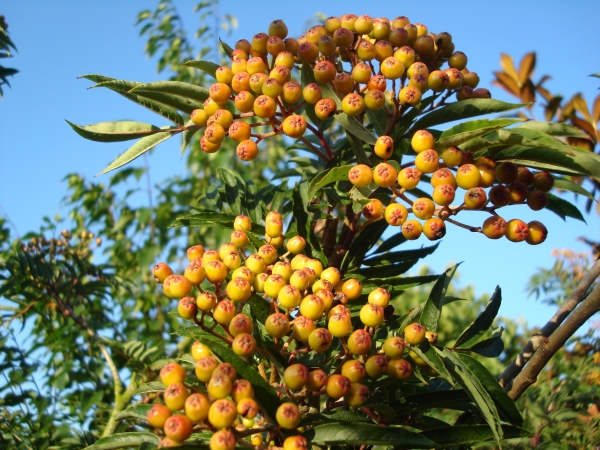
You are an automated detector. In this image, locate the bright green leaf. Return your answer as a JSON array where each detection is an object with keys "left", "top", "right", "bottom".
[
  {"left": 308, "top": 165, "right": 352, "bottom": 200},
  {"left": 419, "top": 264, "right": 459, "bottom": 332},
  {"left": 66, "top": 120, "right": 163, "bottom": 143},
  {"left": 546, "top": 193, "right": 586, "bottom": 222},
  {"left": 183, "top": 60, "right": 219, "bottom": 78},
  {"left": 83, "top": 432, "right": 160, "bottom": 449},
  {"left": 129, "top": 80, "right": 210, "bottom": 103},
  {"left": 454, "top": 286, "right": 501, "bottom": 348},
  {"left": 436, "top": 118, "right": 523, "bottom": 148}
]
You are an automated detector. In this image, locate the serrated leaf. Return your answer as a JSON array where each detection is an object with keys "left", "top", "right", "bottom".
[
  {"left": 183, "top": 60, "right": 219, "bottom": 78},
  {"left": 516, "top": 121, "right": 589, "bottom": 138},
  {"left": 454, "top": 286, "right": 501, "bottom": 348},
  {"left": 98, "top": 129, "right": 177, "bottom": 175},
  {"left": 305, "top": 423, "right": 438, "bottom": 448},
  {"left": 419, "top": 264, "right": 459, "bottom": 332},
  {"left": 129, "top": 81, "right": 210, "bottom": 103},
  {"left": 553, "top": 177, "right": 596, "bottom": 201},
  {"left": 115, "top": 404, "right": 153, "bottom": 421},
  {"left": 363, "top": 243, "right": 438, "bottom": 267},
  {"left": 457, "top": 354, "right": 523, "bottom": 426},
  {"left": 217, "top": 167, "right": 244, "bottom": 215},
  {"left": 66, "top": 120, "right": 163, "bottom": 142},
  {"left": 134, "top": 381, "right": 165, "bottom": 395},
  {"left": 546, "top": 193, "right": 586, "bottom": 222},
  {"left": 308, "top": 165, "right": 352, "bottom": 200},
  {"left": 409, "top": 99, "right": 527, "bottom": 133},
  {"left": 83, "top": 432, "right": 160, "bottom": 449},
  {"left": 436, "top": 118, "right": 523, "bottom": 148}
]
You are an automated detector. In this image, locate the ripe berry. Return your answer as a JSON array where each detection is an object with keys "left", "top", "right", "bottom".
[
  {"left": 374, "top": 136, "right": 394, "bottom": 160},
  {"left": 385, "top": 203, "right": 409, "bottom": 226},
  {"left": 147, "top": 404, "right": 172, "bottom": 429},
  {"left": 333, "top": 72, "right": 355, "bottom": 96},
  {"left": 272, "top": 261, "right": 293, "bottom": 281},
  {"left": 160, "top": 362, "right": 187, "bottom": 387},
  {"left": 262, "top": 77, "right": 283, "bottom": 98},
  {"left": 488, "top": 185, "right": 511, "bottom": 207},
  {"left": 347, "top": 329, "right": 372, "bottom": 355},
  {"left": 399, "top": 86, "right": 422, "bottom": 106},
  {"left": 364, "top": 89, "right": 385, "bottom": 110},
  {"left": 394, "top": 46, "right": 416, "bottom": 68},
  {"left": 342, "top": 278, "right": 362, "bottom": 300},
  {"left": 293, "top": 315, "right": 316, "bottom": 342},
  {"left": 388, "top": 358, "right": 413, "bottom": 380},
  {"left": 411, "top": 130, "right": 434, "bottom": 154},
  {"left": 369, "top": 287, "right": 391, "bottom": 307},
  {"left": 352, "top": 62, "right": 372, "bottom": 84},
  {"left": 347, "top": 383, "right": 370, "bottom": 406},
  {"left": 191, "top": 341, "right": 211, "bottom": 360},
  {"left": 495, "top": 162, "right": 518, "bottom": 184},
  {"left": 308, "top": 328, "right": 333, "bottom": 353},
  {"left": 207, "top": 373, "right": 233, "bottom": 399},
  {"left": 349, "top": 164, "right": 373, "bottom": 188},
  {"left": 265, "top": 313, "right": 290, "bottom": 338},
  {"left": 232, "top": 333, "right": 256, "bottom": 357},
  {"left": 526, "top": 220, "right": 548, "bottom": 245},
  {"left": 314, "top": 98, "right": 337, "bottom": 120},
  {"left": 195, "top": 355, "right": 219, "bottom": 382},
  {"left": 363, "top": 198, "right": 384, "bottom": 221},
  {"left": 341, "top": 93, "right": 365, "bottom": 117},
  {"left": 397, "top": 168, "right": 422, "bottom": 190},
  {"left": 463, "top": 71, "right": 480, "bottom": 88},
  {"left": 412, "top": 198, "right": 435, "bottom": 220},
  {"left": 249, "top": 73, "right": 268, "bottom": 94},
  {"left": 237, "top": 397, "right": 259, "bottom": 418},
  {"left": 196, "top": 291, "right": 217, "bottom": 312},
  {"left": 464, "top": 187, "right": 487, "bottom": 210},
  {"left": 505, "top": 219, "right": 529, "bottom": 243},
  {"left": 482, "top": 215, "right": 507, "bottom": 240},
  {"left": 213, "top": 363, "right": 237, "bottom": 381},
  {"left": 276, "top": 402, "right": 301, "bottom": 429},
  {"left": 278, "top": 285, "right": 301, "bottom": 309},
  {"left": 168, "top": 275, "right": 193, "bottom": 299},
  {"left": 282, "top": 81, "right": 302, "bottom": 104},
  {"left": 373, "top": 162, "right": 398, "bottom": 188},
  {"left": 456, "top": 164, "right": 481, "bottom": 189},
  {"left": 283, "top": 436, "right": 308, "bottom": 450},
  {"left": 516, "top": 167, "right": 535, "bottom": 186},
  {"left": 380, "top": 57, "right": 405, "bottom": 80},
  {"left": 533, "top": 171, "right": 554, "bottom": 192},
  {"left": 229, "top": 314, "right": 254, "bottom": 337},
  {"left": 527, "top": 190, "right": 549, "bottom": 211},
  {"left": 208, "top": 399, "right": 237, "bottom": 429},
  {"left": 424, "top": 218, "right": 446, "bottom": 240},
  {"left": 508, "top": 182, "right": 529, "bottom": 204},
  {"left": 300, "top": 294, "right": 325, "bottom": 320},
  {"left": 153, "top": 262, "right": 173, "bottom": 283},
  {"left": 245, "top": 254, "right": 266, "bottom": 275},
  {"left": 327, "top": 309, "right": 352, "bottom": 338},
  {"left": 404, "top": 323, "right": 427, "bottom": 345},
  {"left": 226, "top": 277, "right": 251, "bottom": 302},
  {"left": 213, "top": 300, "right": 236, "bottom": 324},
  {"left": 432, "top": 184, "right": 455, "bottom": 206},
  {"left": 449, "top": 51, "right": 468, "bottom": 70},
  {"left": 473, "top": 88, "right": 491, "bottom": 98},
  {"left": 415, "top": 149, "right": 439, "bottom": 174},
  {"left": 402, "top": 220, "right": 423, "bottom": 240},
  {"left": 164, "top": 383, "right": 189, "bottom": 411},
  {"left": 360, "top": 303, "right": 384, "bottom": 328},
  {"left": 164, "top": 414, "right": 192, "bottom": 442},
  {"left": 441, "top": 146, "right": 463, "bottom": 167},
  {"left": 205, "top": 260, "right": 228, "bottom": 285},
  {"left": 314, "top": 61, "right": 337, "bottom": 84},
  {"left": 283, "top": 364, "right": 310, "bottom": 390},
  {"left": 178, "top": 296, "right": 197, "bottom": 320},
  {"left": 253, "top": 95, "right": 277, "bottom": 118},
  {"left": 297, "top": 41, "right": 319, "bottom": 63},
  {"left": 210, "top": 430, "right": 236, "bottom": 450},
  {"left": 365, "top": 354, "right": 388, "bottom": 378},
  {"left": 326, "top": 374, "right": 351, "bottom": 399},
  {"left": 383, "top": 336, "right": 407, "bottom": 358},
  {"left": 426, "top": 331, "right": 439, "bottom": 344}
]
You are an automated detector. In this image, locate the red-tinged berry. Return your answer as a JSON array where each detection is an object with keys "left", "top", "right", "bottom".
[
  {"left": 237, "top": 397, "right": 259, "bottom": 418},
  {"left": 426, "top": 331, "right": 438, "bottom": 344},
  {"left": 313, "top": 61, "right": 337, "bottom": 84},
  {"left": 276, "top": 402, "right": 301, "bottom": 429},
  {"left": 232, "top": 333, "right": 256, "bottom": 357},
  {"left": 388, "top": 358, "right": 413, "bottom": 380},
  {"left": 373, "top": 162, "right": 398, "bottom": 188},
  {"left": 432, "top": 184, "right": 455, "bottom": 206},
  {"left": 265, "top": 312, "right": 290, "bottom": 338},
  {"left": 347, "top": 329, "right": 372, "bottom": 355},
  {"left": 482, "top": 215, "right": 507, "bottom": 240},
  {"left": 207, "top": 373, "right": 233, "bottom": 399},
  {"left": 505, "top": 219, "right": 529, "bottom": 243},
  {"left": 415, "top": 149, "right": 439, "bottom": 174},
  {"left": 282, "top": 114, "right": 307, "bottom": 139},
  {"left": 516, "top": 167, "right": 534, "bottom": 186},
  {"left": 423, "top": 218, "right": 446, "bottom": 240},
  {"left": 293, "top": 315, "right": 316, "bottom": 342},
  {"left": 402, "top": 219, "right": 423, "bottom": 240},
  {"left": 464, "top": 187, "right": 487, "bottom": 210},
  {"left": 333, "top": 72, "right": 355, "bottom": 95},
  {"left": 374, "top": 136, "right": 394, "bottom": 160},
  {"left": 508, "top": 181, "right": 529, "bottom": 204},
  {"left": 195, "top": 355, "right": 218, "bottom": 382},
  {"left": 431, "top": 168, "right": 456, "bottom": 188},
  {"left": 441, "top": 146, "right": 463, "bottom": 167},
  {"left": 153, "top": 262, "right": 173, "bottom": 283},
  {"left": 213, "top": 363, "right": 237, "bottom": 381},
  {"left": 164, "top": 414, "right": 192, "bottom": 442},
  {"left": 533, "top": 171, "right": 554, "bottom": 192},
  {"left": 213, "top": 300, "right": 236, "bottom": 325},
  {"left": 412, "top": 198, "right": 435, "bottom": 220},
  {"left": 229, "top": 314, "right": 254, "bottom": 337},
  {"left": 196, "top": 291, "right": 217, "bottom": 312},
  {"left": 178, "top": 296, "right": 197, "bottom": 320},
  {"left": 326, "top": 374, "right": 351, "bottom": 399},
  {"left": 204, "top": 260, "right": 228, "bottom": 285},
  {"left": 283, "top": 364, "right": 310, "bottom": 390},
  {"left": 368, "top": 287, "right": 390, "bottom": 307},
  {"left": 527, "top": 190, "right": 549, "bottom": 211},
  {"left": 397, "top": 167, "right": 422, "bottom": 190},
  {"left": 341, "top": 92, "right": 365, "bottom": 116},
  {"left": 346, "top": 382, "right": 370, "bottom": 406},
  {"left": 349, "top": 164, "right": 373, "bottom": 188},
  {"left": 210, "top": 430, "right": 236, "bottom": 450},
  {"left": 473, "top": 88, "right": 491, "bottom": 98},
  {"left": 231, "top": 379, "right": 254, "bottom": 403},
  {"left": 314, "top": 97, "right": 337, "bottom": 120},
  {"left": 360, "top": 303, "right": 384, "bottom": 327},
  {"left": 342, "top": 278, "right": 362, "bottom": 300},
  {"left": 363, "top": 198, "right": 384, "bottom": 221},
  {"left": 282, "top": 81, "right": 302, "bottom": 104},
  {"left": 383, "top": 336, "right": 407, "bottom": 358},
  {"left": 164, "top": 383, "right": 189, "bottom": 411},
  {"left": 160, "top": 362, "right": 187, "bottom": 387},
  {"left": 384, "top": 203, "right": 409, "bottom": 226},
  {"left": 404, "top": 323, "right": 426, "bottom": 345},
  {"left": 526, "top": 220, "right": 548, "bottom": 245},
  {"left": 208, "top": 399, "right": 237, "bottom": 429},
  {"left": 365, "top": 354, "right": 388, "bottom": 379},
  {"left": 147, "top": 404, "right": 172, "bottom": 429}
]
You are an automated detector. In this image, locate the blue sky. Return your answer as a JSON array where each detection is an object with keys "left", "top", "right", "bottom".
[{"left": 1, "top": 0, "right": 599, "bottom": 329}]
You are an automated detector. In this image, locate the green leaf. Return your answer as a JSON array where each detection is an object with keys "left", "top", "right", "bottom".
[
  {"left": 419, "top": 264, "right": 459, "bottom": 332},
  {"left": 307, "top": 165, "right": 352, "bottom": 200},
  {"left": 66, "top": 120, "right": 163, "bottom": 142},
  {"left": 346, "top": 128, "right": 374, "bottom": 165},
  {"left": 553, "top": 178, "right": 596, "bottom": 201},
  {"left": 292, "top": 181, "right": 327, "bottom": 265},
  {"left": 270, "top": 181, "right": 288, "bottom": 213},
  {"left": 181, "top": 119, "right": 201, "bottom": 156},
  {"left": 546, "top": 193, "right": 586, "bottom": 222},
  {"left": 220, "top": 38, "right": 234, "bottom": 56},
  {"left": 372, "top": 232, "right": 407, "bottom": 255},
  {"left": 175, "top": 329, "right": 281, "bottom": 423},
  {"left": 335, "top": 113, "right": 378, "bottom": 145},
  {"left": 434, "top": 348, "right": 504, "bottom": 445},
  {"left": 435, "top": 118, "right": 523, "bottom": 148},
  {"left": 115, "top": 404, "right": 153, "bottom": 421},
  {"left": 134, "top": 381, "right": 165, "bottom": 395},
  {"left": 305, "top": 423, "right": 438, "bottom": 448},
  {"left": 394, "top": 390, "right": 474, "bottom": 415},
  {"left": 301, "top": 410, "right": 370, "bottom": 426},
  {"left": 129, "top": 81, "right": 210, "bottom": 103},
  {"left": 516, "top": 121, "right": 590, "bottom": 138},
  {"left": 409, "top": 344, "right": 453, "bottom": 383},
  {"left": 98, "top": 129, "right": 177, "bottom": 175},
  {"left": 457, "top": 354, "right": 523, "bottom": 426},
  {"left": 454, "top": 286, "right": 501, "bottom": 348},
  {"left": 410, "top": 99, "right": 527, "bottom": 133},
  {"left": 421, "top": 424, "right": 528, "bottom": 447},
  {"left": 466, "top": 333, "right": 505, "bottom": 358},
  {"left": 183, "top": 60, "right": 219, "bottom": 78},
  {"left": 362, "top": 244, "right": 439, "bottom": 267},
  {"left": 83, "top": 432, "right": 160, "bottom": 449},
  {"left": 342, "top": 220, "right": 388, "bottom": 272},
  {"left": 217, "top": 167, "right": 244, "bottom": 215}
]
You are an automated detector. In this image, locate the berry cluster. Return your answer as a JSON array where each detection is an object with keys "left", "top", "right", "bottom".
[
  {"left": 350, "top": 131, "right": 551, "bottom": 244},
  {"left": 189, "top": 15, "right": 485, "bottom": 161},
  {"left": 150, "top": 213, "right": 436, "bottom": 448}
]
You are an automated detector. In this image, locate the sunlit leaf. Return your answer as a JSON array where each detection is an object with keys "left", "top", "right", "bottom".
[{"left": 66, "top": 120, "right": 163, "bottom": 143}]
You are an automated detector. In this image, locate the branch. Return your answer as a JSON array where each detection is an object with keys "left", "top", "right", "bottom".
[
  {"left": 498, "top": 258, "right": 600, "bottom": 390},
  {"left": 507, "top": 281, "right": 600, "bottom": 400}
]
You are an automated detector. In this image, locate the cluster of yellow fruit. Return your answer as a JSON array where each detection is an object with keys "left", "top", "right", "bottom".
[
  {"left": 149, "top": 213, "right": 435, "bottom": 448},
  {"left": 350, "top": 131, "right": 551, "bottom": 244},
  {"left": 189, "top": 15, "right": 485, "bottom": 161}
]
